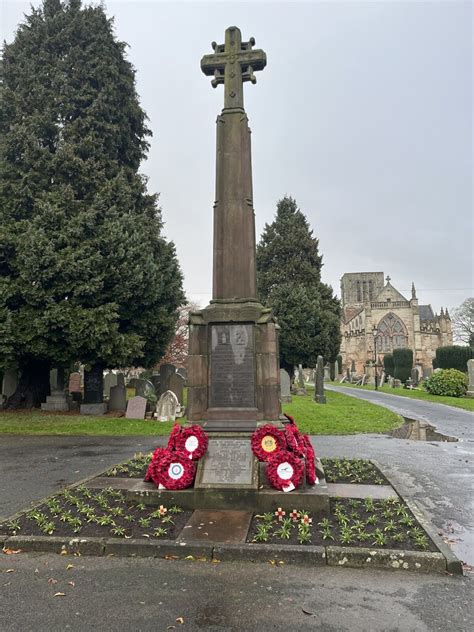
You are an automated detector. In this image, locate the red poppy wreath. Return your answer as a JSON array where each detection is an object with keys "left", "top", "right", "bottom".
[
  {"left": 302, "top": 434, "right": 318, "bottom": 485},
  {"left": 144, "top": 447, "right": 168, "bottom": 482},
  {"left": 166, "top": 422, "right": 183, "bottom": 451},
  {"left": 173, "top": 425, "right": 209, "bottom": 461},
  {"left": 266, "top": 449, "right": 304, "bottom": 492},
  {"left": 150, "top": 449, "right": 196, "bottom": 490},
  {"left": 284, "top": 421, "right": 306, "bottom": 457},
  {"left": 251, "top": 424, "right": 286, "bottom": 461}
]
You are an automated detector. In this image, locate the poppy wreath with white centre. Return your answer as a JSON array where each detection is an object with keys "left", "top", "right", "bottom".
[
  {"left": 266, "top": 449, "right": 304, "bottom": 492},
  {"left": 173, "top": 425, "right": 209, "bottom": 461},
  {"left": 144, "top": 447, "right": 168, "bottom": 482},
  {"left": 251, "top": 424, "right": 286, "bottom": 462},
  {"left": 150, "top": 449, "right": 196, "bottom": 490},
  {"left": 302, "top": 434, "right": 317, "bottom": 485}
]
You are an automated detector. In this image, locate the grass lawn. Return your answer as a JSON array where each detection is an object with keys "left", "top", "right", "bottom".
[
  {"left": 332, "top": 382, "right": 474, "bottom": 412},
  {"left": 0, "top": 389, "right": 402, "bottom": 436}
]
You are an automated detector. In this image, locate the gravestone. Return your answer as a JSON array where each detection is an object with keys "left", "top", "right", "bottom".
[
  {"left": 80, "top": 365, "right": 107, "bottom": 415},
  {"left": 280, "top": 369, "right": 292, "bottom": 403},
  {"left": 388, "top": 376, "right": 394, "bottom": 388},
  {"left": 393, "top": 379, "right": 402, "bottom": 388},
  {"left": 323, "top": 364, "right": 331, "bottom": 382},
  {"left": 159, "top": 364, "right": 176, "bottom": 397},
  {"left": 126, "top": 395, "right": 147, "bottom": 420},
  {"left": 41, "top": 367, "right": 70, "bottom": 412},
  {"left": 2, "top": 369, "right": 18, "bottom": 401},
  {"left": 410, "top": 367, "right": 419, "bottom": 387},
  {"left": 109, "top": 384, "right": 127, "bottom": 412},
  {"left": 379, "top": 371, "right": 386, "bottom": 388},
  {"left": 346, "top": 367, "right": 350, "bottom": 382},
  {"left": 423, "top": 367, "right": 433, "bottom": 379},
  {"left": 169, "top": 372, "right": 185, "bottom": 405},
  {"left": 156, "top": 390, "right": 180, "bottom": 422},
  {"left": 104, "top": 372, "right": 118, "bottom": 398},
  {"left": 116, "top": 372, "right": 125, "bottom": 388},
  {"left": 314, "top": 355, "right": 326, "bottom": 404},
  {"left": 150, "top": 374, "right": 161, "bottom": 393},
  {"left": 467, "top": 359, "right": 474, "bottom": 398},
  {"left": 128, "top": 378, "right": 155, "bottom": 401},
  {"left": 296, "top": 364, "right": 306, "bottom": 395},
  {"left": 68, "top": 372, "right": 81, "bottom": 393}
]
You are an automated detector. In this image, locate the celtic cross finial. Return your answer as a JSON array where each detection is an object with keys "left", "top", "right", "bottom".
[{"left": 201, "top": 26, "right": 267, "bottom": 110}]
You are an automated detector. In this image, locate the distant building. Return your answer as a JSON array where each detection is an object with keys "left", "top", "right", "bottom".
[{"left": 339, "top": 272, "right": 452, "bottom": 376}]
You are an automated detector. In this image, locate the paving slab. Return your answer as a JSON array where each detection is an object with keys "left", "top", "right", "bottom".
[
  {"left": 326, "top": 482, "right": 396, "bottom": 499},
  {"left": 179, "top": 510, "right": 253, "bottom": 543}
]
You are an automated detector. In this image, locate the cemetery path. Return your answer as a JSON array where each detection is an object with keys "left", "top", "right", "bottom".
[
  {"left": 0, "top": 435, "right": 156, "bottom": 520},
  {"left": 326, "top": 384, "right": 474, "bottom": 441},
  {"left": 0, "top": 553, "right": 472, "bottom": 631}
]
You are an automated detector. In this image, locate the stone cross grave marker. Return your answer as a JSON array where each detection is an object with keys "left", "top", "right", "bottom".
[
  {"left": 169, "top": 372, "right": 185, "bottom": 405},
  {"left": 467, "top": 359, "right": 474, "bottom": 398}
]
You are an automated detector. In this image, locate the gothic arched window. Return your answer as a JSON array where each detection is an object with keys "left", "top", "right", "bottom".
[{"left": 376, "top": 313, "right": 408, "bottom": 352}]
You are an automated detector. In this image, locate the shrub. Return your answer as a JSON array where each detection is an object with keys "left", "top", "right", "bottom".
[
  {"left": 383, "top": 354, "right": 394, "bottom": 376},
  {"left": 424, "top": 369, "right": 468, "bottom": 398},
  {"left": 434, "top": 346, "right": 473, "bottom": 372},
  {"left": 393, "top": 348, "right": 413, "bottom": 383},
  {"left": 337, "top": 355, "right": 342, "bottom": 375},
  {"left": 330, "top": 362, "right": 336, "bottom": 381}
]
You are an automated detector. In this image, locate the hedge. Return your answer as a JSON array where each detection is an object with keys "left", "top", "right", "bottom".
[
  {"left": 434, "top": 346, "right": 473, "bottom": 372},
  {"left": 383, "top": 354, "right": 394, "bottom": 376},
  {"left": 393, "top": 348, "right": 413, "bottom": 383}
]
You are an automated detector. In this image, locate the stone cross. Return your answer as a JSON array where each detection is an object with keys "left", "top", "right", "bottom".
[
  {"left": 314, "top": 356, "right": 326, "bottom": 404},
  {"left": 201, "top": 26, "right": 267, "bottom": 110}
]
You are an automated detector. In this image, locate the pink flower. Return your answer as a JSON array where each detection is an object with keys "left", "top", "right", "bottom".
[
  {"left": 275, "top": 507, "right": 286, "bottom": 521},
  {"left": 301, "top": 514, "right": 312, "bottom": 525},
  {"left": 158, "top": 505, "right": 167, "bottom": 516},
  {"left": 289, "top": 510, "right": 299, "bottom": 522}
]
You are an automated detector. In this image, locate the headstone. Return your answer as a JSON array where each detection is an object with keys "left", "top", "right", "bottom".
[
  {"left": 393, "top": 379, "right": 402, "bottom": 388},
  {"left": 125, "top": 395, "right": 147, "bottom": 420},
  {"left": 323, "top": 364, "right": 331, "bottom": 382},
  {"left": 41, "top": 367, "right": 70, "bottom": 412},
  {"left": 159, "top": 363, "right": 176, "bottom": 396},
  {"left": 169, "top": 372, "right": 185, "bottom": 404},
  {"left": 109, "top": 384, "right": 127, "bottom": 411},
  {"left": 280, "top": 369, "right": 292, "bottom": 403},
  {"left": 379, "top": 371, "right": 386, "bottom": 388},
  {"left": 128, "top": 378, "right": 155, "bottom": 401},
  {"left": 298, "top": 364, "right": 305, "bottom": 388},
  {"left": 156, "top": 390, "right": 180, "bottom": 422},
  {"left": 467, "top": 359, "right": 474, "bottom": 399},
  {"left": 346, "top": 367, "right": 350, "bottom": 382},
  {"left": 116, "top": 372, "right": 125, "bottom": 388},
  {"left": 2, "top": 369, "right": 18, "bottom": 400},
  {"left": 423, "top": 367, "right": 433, "bottom": 379},
  {"left": 410, "top": 367, "right": 419, "bottom": 387},
  {"left": 150, "top": 374, "right": 161, "bottom": 393},
  {"left": 80, "top": 365, "right": 107, "bottom": 415},
  {"left": 295, "top": 364, "right": 307, "bottom": 395},
  {"left": 104, "top": 372, "right": 118, "bottom": 398},
  {"left": 314, "top": 355, "right": 326, "bottom": 404},
  {"left": 49, "top": 368, "right": 59, "bottom": 391},
  {"left": 68, "top": 372, "right": 81, "bottom": 393},
  {"left": 177, "top": 367, "right": 187, "bottom": 382},
  {"left": 388, "top": 376, "right": 394, "bottom": 388}
]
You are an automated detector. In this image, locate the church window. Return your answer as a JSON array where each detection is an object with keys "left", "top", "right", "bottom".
[{"left": 375, "top": 313, "right": 408, "bottom": 352}]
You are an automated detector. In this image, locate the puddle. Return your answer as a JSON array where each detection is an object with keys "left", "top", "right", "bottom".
[{"left": 389, "top": 418, "right": 458, "bottom": 442}]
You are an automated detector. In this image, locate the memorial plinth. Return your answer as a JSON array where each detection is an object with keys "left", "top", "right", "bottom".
[{"left": 187, "top": 27, "right": 280, "bottom": 431}]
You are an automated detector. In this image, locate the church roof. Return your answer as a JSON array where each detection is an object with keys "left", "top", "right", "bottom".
[
  {"left": 419, "top": 305, "right": 435, "bottom": 321},
  {"left": 372, "top": 279, "right": 408, "bottom": 303}
]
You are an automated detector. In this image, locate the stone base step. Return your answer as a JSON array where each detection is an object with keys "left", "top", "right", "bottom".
[{"left": 178, "top": 510, "right": 253, "bottom": 544}]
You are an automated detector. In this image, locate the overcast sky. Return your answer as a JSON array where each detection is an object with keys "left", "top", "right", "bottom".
[{"left": 3, "top": 1, "right": 473, "bottom": 313}]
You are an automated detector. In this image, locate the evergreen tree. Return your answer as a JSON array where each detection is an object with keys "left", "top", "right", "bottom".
[
  {"left": 0, "top": 0, "right": 185, "bottom": 407},
  {"left": 256, "top": 196, "right": 341, "bottom": 375}
]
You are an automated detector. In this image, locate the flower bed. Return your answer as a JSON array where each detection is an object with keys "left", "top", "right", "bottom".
[
  {"left": 246, "top": 497, "right": 436, "bottom": 552},
  {"left": 321, "top": 457, "right": 388, "bottom": 485},
  {"left": 0, "top": 486, "right": 190, "bottom": 541}
]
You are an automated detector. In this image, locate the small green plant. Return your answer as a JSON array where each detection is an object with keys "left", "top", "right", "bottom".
[
  {"left": 135, "top": 502, "right": 146, "bottom": 511},
  {"left": 364, "top": 498, "right": 375, "bottom": 512},
  {"left": 297, "top": 523, "right": 311, "bottom": 544},
  {"left": 124, "top": 514, "right": 135, "bottom": 523},
  {"left": 59, "top": 510, "right": 73, "bottom": 523},
  {"left": 261, "top": 512, "right": 274, "bottom": 525},
  {"left": 392, "top": 532, "right": 405, "bottom": 543},
  {"left": 138, "top": 517, "right": 151, "bottom": 529},
  {"left": 372, "top": 529, "right": 387, "bottom": 547},
  {"left": 110, "top": 525, "right": 126, "bottom": 537},
  {"left": 153, "top": 527, "right": 167, "bottom": 538},
  {"left": 161, "top": 515, "right": 175, "bottom": 525},
  {"left": 40, "top": 521, "right": 55, "bottom": 535},
  {"left": 400, "top": 515, "right": 414, "bottom": 528},
  {"left": 412, "top": 533, "right": 430, "bottom": 550},
  {"left": 7, "top": 520, "right": 21, "bottom": 534},
  {"left": 384, "top": 519, "right": 397, "bottom": 533},
  {"left": 366, "top": 515, "right": 378, "bottom": 526},
  {"left": 274, "top": 523, "right": 291, "bottom": 540},
  {"left": 110, "top": 507, "right": 124, "bottom": 517},
  {"left": 254, "top": 524, "right": 271, "bottom": 542}
]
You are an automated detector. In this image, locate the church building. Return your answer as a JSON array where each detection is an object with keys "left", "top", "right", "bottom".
[{"left": 339, "top": 272, "right": 452, "bottom": 376}]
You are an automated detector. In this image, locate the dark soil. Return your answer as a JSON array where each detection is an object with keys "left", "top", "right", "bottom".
[
  {"left": 321, "top": 458, "right": 389, "bottom": 485},
  {"left": 0, "top": 486, "right": 191, "bottom": 541},
  {"left": 103, "top": 454, "right": 151, "bottom": 479},
  {"left": 246, "top": 498, "right": 437, "bottom": 552}
]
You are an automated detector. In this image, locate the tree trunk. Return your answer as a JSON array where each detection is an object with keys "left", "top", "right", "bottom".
[{"left": 3, "top": 359, "right": 51, "bottom": 409}]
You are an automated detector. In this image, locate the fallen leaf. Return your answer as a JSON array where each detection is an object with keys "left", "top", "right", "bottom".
[
  {"left": 59, "top": 550, "right": 68, "bottom": 556},
  {"left": 176, "top": 617, "right": 184, "bottom": 624},
  {"left": 48, "top": 578, "right": 58, "bottom": 585},
  {"left": 166, "top": 627, "right": 176, "bottom": 630},
  {"left": 164, "top": 555, "right": 179, "bottom": 560},
  {"left": 184, "top": 555, "right": 195, "bottom": 561},
  {"left": 211, "top": 559, "right": 220, "bottom": 564},
  {"left": 302, "top": 607, "right": 316, "bottom": 616},
  {"left": 5, "top": 569, "right": 14, "bottom": 573},
  {"left": 53, "top": 592, "right": 66, "bottom": 597},
  {"left": 66, "top": 564, "right": 74, "bottom": 570},
  {"left": 68, "top": 581, "right": 75, "bottom": 588},
  {"left": 2, "top": 548, "right": 22, "bottom": 555}
]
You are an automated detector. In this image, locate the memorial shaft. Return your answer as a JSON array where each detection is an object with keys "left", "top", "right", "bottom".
[{"left": 201, "top": 26, "right": 267, "bottom": 300}]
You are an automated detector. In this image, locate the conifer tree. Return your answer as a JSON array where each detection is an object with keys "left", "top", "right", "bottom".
[
  {"left": 256, "top": 196, "right": 341, "bottom": 375},
  {"left": 0, "top": 0, "right": 185, "bottom": 407}
]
